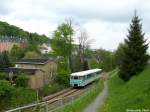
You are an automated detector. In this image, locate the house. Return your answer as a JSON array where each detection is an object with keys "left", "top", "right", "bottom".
[
  {"left": 15, "top": 58, "right": 57, "bottom": 85},
  {"left": 39, "top": 43, "right": 52, "bottom": 54},
  {"left": 0, "top": 67, "right": 45, "bottom": 89},
  {"left": 0, "top": 36, "right": 27, "bottom": 53}
]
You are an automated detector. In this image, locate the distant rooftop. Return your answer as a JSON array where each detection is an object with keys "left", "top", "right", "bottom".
[
  {"left": 0, "top": 67, "right": 42, "bottom": 75},
  {"left": 16, "top": 58, "right": 54, "bottom": 65}
]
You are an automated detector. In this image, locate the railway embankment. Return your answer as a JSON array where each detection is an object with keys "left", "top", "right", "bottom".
[{"left": 99, "top": 64, "right": 150, "bottom": 112}]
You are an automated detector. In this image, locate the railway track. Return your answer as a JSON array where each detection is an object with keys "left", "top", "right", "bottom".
[
  {"left": 42, "top": 88, "right": 81, "bottom": 103},
  {"left": 42, "top": 72, "right": 105, "bottom": 104}
]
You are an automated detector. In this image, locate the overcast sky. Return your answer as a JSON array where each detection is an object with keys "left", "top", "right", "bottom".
[{"left": 0, "top": 0, "right": 150, "bottom": 51}]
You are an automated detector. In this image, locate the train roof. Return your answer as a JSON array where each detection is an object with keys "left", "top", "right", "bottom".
[{"left": 70, "top": 69, "right": 102, "bottom": 77}]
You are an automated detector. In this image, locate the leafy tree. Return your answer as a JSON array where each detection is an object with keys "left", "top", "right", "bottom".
[
  {"left": 25, "top": 44, "right": 41, "bottom": 54},
  {"left": 78, "top": 29, "right": 92, "bottom": 71},
  {"left": 10, "top": 45, "right": 25, "bottom": 62},
  {"left": 24, "top": 51, "right": 41, "bottom": 59},
  {"left": 119, "top": 12, "right": 149, "bottom": 81},
  {"left": 0, "top": 72, "right": 7, "bottom": 80},
  {"left": 89, "top": 58, "right": 99, "bottom": 69},
  {"left": 51, "top": 21, "right": 74, "bottom": 72},
  {"left": 11, "top": 88, "right": 36, "bottom": 107},
  {"left": 114, "top": 43, "right": 127, "bottom": 67},
  {"left": 0, "top": 80, "right": 15, "bottom": 110},
  {"left": 15, "top": 73, "right": 30, "bottom": 87},
  {"left": 0, "top": 21, "right": 50, "bottom": 44},
  {"left": 0, "top": 51, "right": 12, "bottom": 68},
  {"left": 94, "top": 49, "right": 114, "bottom": 71}
]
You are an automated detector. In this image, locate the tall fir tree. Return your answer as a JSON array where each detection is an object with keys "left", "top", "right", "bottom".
[{"left": 119, "top": 12, "right": 149, "bottom": 81}]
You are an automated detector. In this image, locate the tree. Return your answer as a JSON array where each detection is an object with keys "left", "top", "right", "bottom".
[
  {"left": 51, "top": 21, "right": 74, "bottom": 72},
  {"left": 94, "top": 49, "right": 114, "bottom": 71},
  {"left": 114, "top": 43, "right": 126, "bottom": 67},
  {"left": 78, "top": 29, "right": 92, "bottom": 70},
  {"left": 10, "top": 45, "right": 25, "bottom": 62},
  {"left": 0, "top": 51, "right": 12, "bottom": 68},
  {"left": 0, "top": 80, "right": 15, "bottom": 110},
  {"left": 15, "top": 73, "right": 30, "bottom": 87},
  {"left": 0, "top": 72, "right": 7, "bottom": 80},
  {"left": 119, "top": 12, "right": 149, "bottom": 81},
  {"left": 24, "top": 51, "right": 41, "bottom": 59},
  {"left": 89, "top": 58, "right": 99, "bottom": 69}
]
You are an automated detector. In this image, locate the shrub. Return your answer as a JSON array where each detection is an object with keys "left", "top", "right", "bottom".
[
  {"left": 15, "top": 73, "right": 30, "bottom": 87},
  {"left": 56, "top": 70, "right": 69, "bottom": 86},
  {"left": 0, "top": 80, "right": 15, "bottom": 110},
  {"left": 0, "top": 72, "right": 7, "bottom": 80},
  {"left": 11, "top": 87, "right": 37, "bottom": 107},
  {"left": 40, "top": 83, "right": 65, "bottom": 97}
]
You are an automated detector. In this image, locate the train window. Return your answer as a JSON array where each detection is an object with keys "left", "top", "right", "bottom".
[
  {"left": 70, "top": 76, "right": 73, "bottom": 79},
  {"left": 79, "top": 76, "right": 83, "bottom": 80},
  {"left": 73, "top": 76, "right": 78, "bottom": 79}
]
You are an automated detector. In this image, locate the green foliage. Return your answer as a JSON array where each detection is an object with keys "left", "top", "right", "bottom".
[
  {"left": 0, "top": 80, "right": 14, "bottom": 98},
  {"left": 51, "top": 21, "right": 75, "bottom": 86},
  {"left": 89, "top": 58, "right": 99, "bottom": 69},
  {"left": 94, "top": 49, "right": 115, "bottom": 71},
  {"left": 10, "top": 45, "right": 25, "bottom": 62},
  {"left": 114, "top": 43, "right": 126, "bottom": 67},
  {"left": 0, "top": 21, "right": 50, "bottom": 44},
  {"left": 0, "top": 72, "right": 7, "bottom": 80},
  {"left": 0, "top": 80, "right": 15, "bottom": 110},
  {"left": 15, "top": 73, "right": 30, "bottom": 87},
  {"left": 119, "top": 14, "right": 149, "bottom": 81},
  {"left": 101, "top": 65, "right": 150, "bottom": 112},
  {"left": 51, "top": 23, "right": 73, "bottom": 57},
  {"left": 51, "top": 22, "right": 74, "bottom": 72},
  {"left": 56, "top": 70, "right": 70, "bottom": 86},
  {"left": 55, "top": 58, "right": 70, "bottom": 86},
  {"left": 11, "top": 87, "right": 36, "bottom": 107},
  {"left": 25, "top": 44, "right": 41, "bottom": 54},
  {"left": 24, "top": 51, "right": 41, "bottom": 59},
  {"left": 0, "top": 51, "right": 12, "bottom": 68},
  {"left": 0, "top": 80, "right": 36, "bottom": 111},
  {"left": 39, "top": 83, "right": 65, "bottom": 97}
]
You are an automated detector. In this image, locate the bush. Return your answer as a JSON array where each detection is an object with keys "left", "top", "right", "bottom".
[
  {"left": 0, "top": 80, "right": 36, "bottom": 111},
  {"left": 15, "top": 73, "right": 30, "bottom": 87},
  {"left": 0, "top": 72, "right": 7, "bottom": 80},
  {"left": 56, "top": 70, "right": 70, "bottom": 86},
  {"left": 11, "top": 87, "right": 37, "bottom": 107},
  {"left": 0, "top": 80, "right": 15, "bottom": 110},
  {"left": 40, "top": 83, "right": 65, "bottom": 97}
]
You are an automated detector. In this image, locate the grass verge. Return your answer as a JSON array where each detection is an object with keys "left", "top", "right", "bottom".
[
  {"left": 99, "top": 64, "right": 150, "bottom": 112},
  {"left": 56, "top": 80, "right": 104, "bottom": 112}
]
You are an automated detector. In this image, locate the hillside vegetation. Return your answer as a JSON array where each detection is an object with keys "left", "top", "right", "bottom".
[
  {"left": 101, "top": 64, "right": 150, "bottom": 112},
  {"left": 0, "top": 21, "right": 50, "bottom": 44}
]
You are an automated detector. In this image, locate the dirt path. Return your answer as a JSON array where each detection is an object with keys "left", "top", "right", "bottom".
[{"left": 83, "top": 81, "right": 108, "bottom": 112}]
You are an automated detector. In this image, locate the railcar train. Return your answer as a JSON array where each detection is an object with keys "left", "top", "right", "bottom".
[{"left": 70, "top": 69, "right": 102, "bottom": 87}]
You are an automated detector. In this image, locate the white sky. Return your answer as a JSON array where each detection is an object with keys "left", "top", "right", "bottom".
[{"left": 0, "top": 0, "right": 150, "bottom": 51}]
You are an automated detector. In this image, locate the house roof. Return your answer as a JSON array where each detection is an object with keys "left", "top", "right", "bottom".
[
  {"left": 16, "top": 58, "right": 54, "bottom": 65},
  {"left": 0, "top": 67, "right": 42, "bottom": 75}
]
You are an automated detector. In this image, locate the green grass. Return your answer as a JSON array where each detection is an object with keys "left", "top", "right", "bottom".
[
  {"left": 56, "top": 80, "right": 104, "bottom": 112},
  {"left": 100, "top": 64, "right": 150, "bottom": 112}
]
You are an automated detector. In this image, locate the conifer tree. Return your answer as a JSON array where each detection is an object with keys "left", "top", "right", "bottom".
[{"left": 119, "top": 12, "right": 149, "bottom": 81}]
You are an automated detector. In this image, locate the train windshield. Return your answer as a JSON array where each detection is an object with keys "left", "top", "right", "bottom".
[{"left": 73, "top": 76, "right": 78, "bottom": 79}]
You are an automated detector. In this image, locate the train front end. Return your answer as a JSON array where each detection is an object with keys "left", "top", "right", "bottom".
[{"left": 70, "top": 75, "right": 84, "bottom": 87}]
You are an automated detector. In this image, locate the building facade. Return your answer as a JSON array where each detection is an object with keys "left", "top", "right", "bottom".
[
  {"left": 0, "top": 36, "right": 27, "bottom": 52},
  {"left": 15, "top": 58, "right": 57, "bottom": 85}
]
